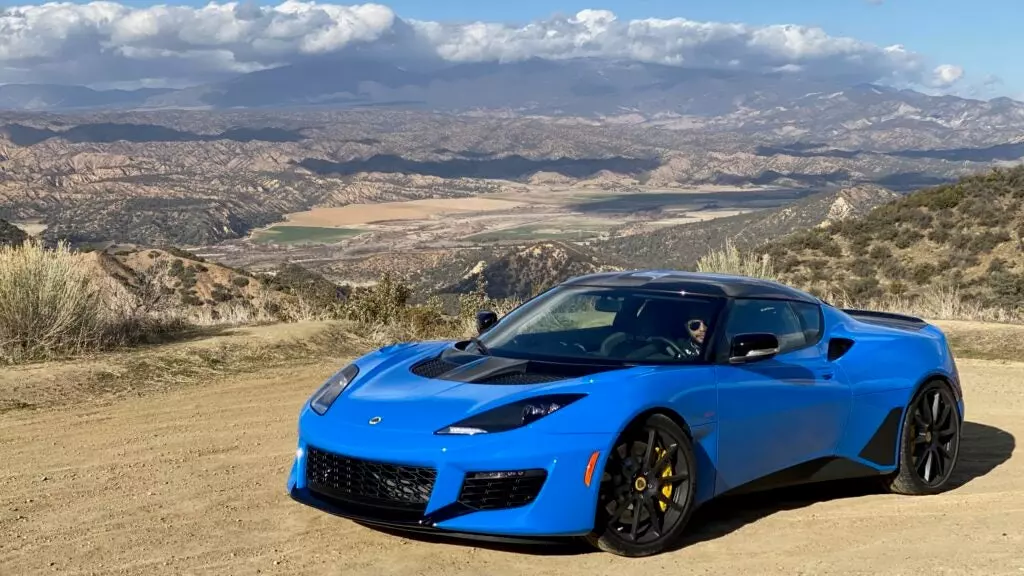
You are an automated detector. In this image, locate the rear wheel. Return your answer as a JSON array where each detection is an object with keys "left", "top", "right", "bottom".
[
  {"left": 884, "top": 380, "right": 961, "bottom": 495},
  {"left": 585, "top": 413, "right": 696, "bottom": 557}
]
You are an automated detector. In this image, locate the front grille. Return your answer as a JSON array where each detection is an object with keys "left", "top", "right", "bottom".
[
  {"left": 305, "top": 447, "right": 436, "bottom": 513},
  {"left": 458, "top": 470, "right": 547, "bottom": 511},
  {"left": 410, "top": 357, "right": 459, "bottom": 379}
]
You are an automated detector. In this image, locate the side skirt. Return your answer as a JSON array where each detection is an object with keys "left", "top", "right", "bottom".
[{"left": 718, "top": 457, "right": 885, "bottom": 497}]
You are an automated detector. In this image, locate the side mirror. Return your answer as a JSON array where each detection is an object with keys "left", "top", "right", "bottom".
[
  {"left": 476, "top": 310, "right": 498, "bottom": 334},
  {"left": 729, "top": 333, "right": 780, "bottom": 364}
]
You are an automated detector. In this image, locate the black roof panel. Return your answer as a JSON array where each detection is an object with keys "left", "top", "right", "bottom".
[{"left": 561, "top": 270, "right": 821, "bottom": 304}]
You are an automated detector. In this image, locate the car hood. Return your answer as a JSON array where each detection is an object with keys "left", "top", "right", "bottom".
[{"left": 324, "top": 341, "right": 633, "bottom": 433}]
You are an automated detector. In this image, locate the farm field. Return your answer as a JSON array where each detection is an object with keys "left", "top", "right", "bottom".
[
  {"left": 251, "top": 226, "right": 364, "bottom": 245},
  {"left": 239, "top": 184, "right": 801, "bottom": 255}
]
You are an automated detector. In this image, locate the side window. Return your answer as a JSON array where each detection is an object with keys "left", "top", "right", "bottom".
[
  {"left": 724, "top": 299, "right": 809, "bottom": 354},
  {"left": 790, "top": 301, "right": 823, "bottom": 345}
]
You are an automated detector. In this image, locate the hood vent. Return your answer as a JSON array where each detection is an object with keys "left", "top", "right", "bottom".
[{"left": 410, "top": 357, "right": 460, "bottom": 379}]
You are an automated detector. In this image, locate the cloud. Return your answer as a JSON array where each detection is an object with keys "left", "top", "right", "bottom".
[
  {"left": 931, "top": 64, "right": 965, "bottom": 88},
  {"left": 0, "top": 1, "right": 962, "bottom": 90}
]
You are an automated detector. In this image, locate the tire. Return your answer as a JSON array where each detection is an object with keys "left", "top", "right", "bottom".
[
  {"left": 883, "top": 380, "right": 962, "bottom": 495},
  {"left": 585, "top": 413, "right": 697, "bottom": 557}
]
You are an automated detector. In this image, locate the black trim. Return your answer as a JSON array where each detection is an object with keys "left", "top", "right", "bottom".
[
  {"left": 720, "top": 457, "right": 886, "bottom": 497},
  {"left": 289, "top": 488, "right": 575, "bottom": 545},
  {"left": 842, "top": 309, "right": 927, "bottom": 331},
  {"left": 858, "top": 407, "right": 903, "bottom": 467},
  {"left": 563, "top": 270, "right": 821, "bottom": 304}
]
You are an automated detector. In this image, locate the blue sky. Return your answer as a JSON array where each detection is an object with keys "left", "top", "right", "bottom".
[{"left": 0, "top": 0, "right": 1015, "bottom": 96}]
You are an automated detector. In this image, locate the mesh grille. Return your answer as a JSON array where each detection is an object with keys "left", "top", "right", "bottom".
[
  {"left": 305, "top": 447, "right": 436, "bottom": 512},
  {"left": 410, "top": 357, "right": 459, "bottom": 379},
  {"left": 458, "top": 470, "right": 547, "bottom": 511}
]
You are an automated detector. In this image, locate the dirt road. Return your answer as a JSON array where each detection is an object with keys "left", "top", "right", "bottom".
[{"left": 2, "top": 357, "right": 1021, "bottom": 575}]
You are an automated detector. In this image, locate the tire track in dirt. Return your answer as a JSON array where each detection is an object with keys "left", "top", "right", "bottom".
[{"left": 1, "top": 359, "right": 1021, "bottom": 575}]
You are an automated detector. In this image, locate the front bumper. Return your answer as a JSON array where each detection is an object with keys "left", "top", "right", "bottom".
[{"left": 287, "top": 417, "right": 611, "bottom": 538}]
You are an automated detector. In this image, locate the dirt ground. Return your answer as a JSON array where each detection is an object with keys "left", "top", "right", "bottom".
[{"left": 1, "top": 354, "right": 1022, "bottom": 575}]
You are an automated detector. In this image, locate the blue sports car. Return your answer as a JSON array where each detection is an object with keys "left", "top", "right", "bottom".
[{"left": 287, "top": 270, "right": 964, "bottom": 557}]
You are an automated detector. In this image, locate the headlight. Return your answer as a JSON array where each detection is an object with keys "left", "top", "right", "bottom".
[
  {"left": 435, "top": 394, "right": 585, "bottom": 435},
  {"left": 309, "top": 364, "right": 359, "bottom": 415}
]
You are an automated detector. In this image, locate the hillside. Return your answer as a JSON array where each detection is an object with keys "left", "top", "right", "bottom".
[
  {"left": 442, "top": 241, "right": 619, "bottom": 299},
  {"left": 1, "top": 102, "right": 1020, "bottom": 249},
  {"left": 82, "top": 245, "right": 351, "bottom": 325},
  {"left": 0, "top": 218, "right": 27, "bottom": 246},
  {"left": 763, "top": 166, "right": 1024, "bottom": 308},
  {"left": 598, "top": 185, "right": 899, "bottom": 270}
]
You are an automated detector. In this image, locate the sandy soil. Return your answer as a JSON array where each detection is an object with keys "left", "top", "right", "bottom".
[
  {"left": 1, "top": 357, "right": 1021, "bottom": 575},
  {"left": 280, "top": 197, "right": 527, "bottom": 227}
]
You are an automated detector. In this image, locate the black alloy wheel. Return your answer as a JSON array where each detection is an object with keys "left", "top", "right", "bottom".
[
  {"left": 885, "top": 380, "right": 962, "bottom": 495},
  {"left": 586, "top": 413, "right": 696, "bottom": 557}
]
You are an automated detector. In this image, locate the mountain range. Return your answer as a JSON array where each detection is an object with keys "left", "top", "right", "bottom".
[{"left": 3, "top": 58, "right": 1024, "bottom": 147}]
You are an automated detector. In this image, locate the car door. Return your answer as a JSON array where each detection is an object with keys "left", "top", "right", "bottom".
[{"left": 712, "top": 298, "right": 852, "bottom": 495}]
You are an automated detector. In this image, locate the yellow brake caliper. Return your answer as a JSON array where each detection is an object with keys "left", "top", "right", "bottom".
[{"left": 655, "top": 446, "right": 673, "bottom": 511}]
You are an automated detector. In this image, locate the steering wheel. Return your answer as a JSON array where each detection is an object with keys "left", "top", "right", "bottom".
[{"left": 645, "top": 336, "right": 686, "bottom": 358}]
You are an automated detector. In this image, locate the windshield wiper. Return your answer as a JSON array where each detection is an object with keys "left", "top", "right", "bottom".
[{"left": 468, "top": 336, "right": 491, "bottom": 356}]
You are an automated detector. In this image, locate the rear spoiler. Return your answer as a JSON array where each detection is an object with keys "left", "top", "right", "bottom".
[{"left": 841, "top": 308, "right": 928, "bottom": 330}]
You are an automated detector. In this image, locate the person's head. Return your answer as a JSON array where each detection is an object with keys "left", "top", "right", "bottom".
[{"left": 687, "top": 318, "right": 707, "bottom": 344}]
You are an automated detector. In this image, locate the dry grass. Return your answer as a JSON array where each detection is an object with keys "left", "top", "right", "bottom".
[
  {"left": 0, "top": 241, "right": 522, "bottom": 366},
  {"left": 696, "top": 238, "right": 779, "bottom": 280},
  {"left": 0, "top": 241, "right": 183, "bottom": 364},
  {"left": 821, "top": 285, "right": 1023, "bottom": 324}
]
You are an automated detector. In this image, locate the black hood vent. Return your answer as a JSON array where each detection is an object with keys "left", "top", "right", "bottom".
[
  {"left": 410, "top": 357, "right": 460, "bottom": 379},
  {"left": 409, "top": 348, "right": 623, "bottom": 385}
]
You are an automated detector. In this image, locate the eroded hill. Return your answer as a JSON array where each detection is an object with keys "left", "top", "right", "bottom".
[
  {"left": 442, "top": 241, "right": 619, "bottom": 299},
  {"left": 598, "top": 185, "right": 899, "bottom": 270},
  {"left": 763, "top": 166, "right": 1024, "bottom": 308}
]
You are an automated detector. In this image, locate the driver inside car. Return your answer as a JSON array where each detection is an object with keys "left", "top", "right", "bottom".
[
  {"left": 601, "top": 299, "right": 709, "bottom": 361},
  {"left": 676, "top": 318, "right": 706, "bottom": 359}
]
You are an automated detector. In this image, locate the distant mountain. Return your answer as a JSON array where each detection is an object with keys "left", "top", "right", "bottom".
[
  {"left": 597, "top": 185, "right": 900, "bottom": 270},
  {"left": 3, "top": 59, "right": 1024, "bottom": 148},
  {"left": 0, "top": 84, "right": 174, "bottom": 111},
  {"left": 762, "top": 166, "right": 1024, "bottom": 308}
]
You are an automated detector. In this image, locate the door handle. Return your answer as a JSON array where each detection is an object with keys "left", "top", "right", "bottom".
[{"left": 819, "top": 372, "right": 834, "bottom": 380}]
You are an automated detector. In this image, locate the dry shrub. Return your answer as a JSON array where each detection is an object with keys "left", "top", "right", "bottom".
[
  {"left": 695, "top": 239, "right": 778, "bottom": 281},
  {"left": 0, "top": 240, "right": 186, "bottom": 363},
  {"left": 819, "top": 284, "right": 1022, "bottom": 324}
]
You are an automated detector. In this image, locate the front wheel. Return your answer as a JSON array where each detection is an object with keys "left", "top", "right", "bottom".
[
  {"left": 883, "top": 380, "right": 962, "bottom": 495},
  {"left": 585, "top": 413, "right": 697, "bottom": 557}
]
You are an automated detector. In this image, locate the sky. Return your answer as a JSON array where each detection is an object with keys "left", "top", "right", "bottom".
[{"left": 0, "top": 0, "right": 1016, "bottom": 98}]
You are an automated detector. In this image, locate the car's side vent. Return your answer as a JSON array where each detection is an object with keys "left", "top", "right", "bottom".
[{"left": 827, "top": 338, "right": 855, "bottom": 361}]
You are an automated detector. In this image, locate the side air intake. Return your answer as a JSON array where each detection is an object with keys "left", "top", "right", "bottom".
[{"left": 827, "top": 338, "right": 855, "bottom": 361}]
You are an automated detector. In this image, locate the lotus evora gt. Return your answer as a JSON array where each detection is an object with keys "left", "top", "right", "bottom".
[{"left": 287, "top": 270, "right": 964, "bottom": 557}]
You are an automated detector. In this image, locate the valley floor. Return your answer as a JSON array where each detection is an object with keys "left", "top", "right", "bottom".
[{"left": 0, "top": 325, "right": 1022, "bottom": 575}]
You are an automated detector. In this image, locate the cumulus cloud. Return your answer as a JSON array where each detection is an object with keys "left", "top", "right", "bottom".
[
  {"left": 0, "top": 1, "right": 964, "bottom": 90},
  {"left": 931, "top": 64, "right": 965, "bottom": 87}
]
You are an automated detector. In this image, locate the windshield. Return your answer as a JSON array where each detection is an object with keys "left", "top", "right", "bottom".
[{"left": 476, "top": 286, "right": 724, "bottom": 364}]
